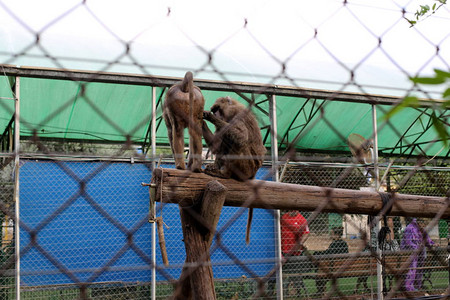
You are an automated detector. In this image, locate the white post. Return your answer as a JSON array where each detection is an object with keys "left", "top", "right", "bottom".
[
  {"left": 372, "top": 104, "right": 383, "bottom": 300},
  {"left": 14, "top": 76, "right": 20, "bottom": 300},
  {"left": 269, "top": 94, "right": 282, "bottom": 300},
  {"left": 151, "top": 87, "right": 157, "bottom": 300},
  {"left": 151, "top": 87, "right": 157, "bottom": 169}
]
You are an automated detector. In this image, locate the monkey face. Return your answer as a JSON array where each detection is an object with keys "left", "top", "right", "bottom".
[
  {"left": 210, "top": 96, "right": 237, "bottom": 122},
  {"left": 211, "top": 105, "right": 223, "bottom": 120}
]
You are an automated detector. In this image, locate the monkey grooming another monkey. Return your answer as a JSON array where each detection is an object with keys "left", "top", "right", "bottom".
[
  {"left": 163, "top": 71, "right": 205, "bottom": 172},
  {"left": 202, "top": 96, "right": 266, "bottom": 244}
]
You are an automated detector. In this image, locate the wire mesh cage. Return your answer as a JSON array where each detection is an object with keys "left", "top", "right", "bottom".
[
  {"left": 0, "top": 1, "right": 449, "bottom": 299},
  {"left": 279, "top": 163, "right": 450, "bottom": 299}
]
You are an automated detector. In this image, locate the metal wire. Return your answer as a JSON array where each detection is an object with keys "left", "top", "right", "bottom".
[{"left": 0, "top": 1, "right": 449, "bottom": 299}]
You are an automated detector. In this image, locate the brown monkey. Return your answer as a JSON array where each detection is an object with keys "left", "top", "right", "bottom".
[
  {"left": 202, "top": 96, "right": 266, "bottom": 244},
  {"left": 163, "top": 71, "right": 205, "bottom": 172}
]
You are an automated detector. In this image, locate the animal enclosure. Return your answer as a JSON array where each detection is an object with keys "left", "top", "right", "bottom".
[
  {"left": 0, "top": 1, "right": 449, "bottom": 300},
  {"left": 0, "top": 66, "right": 447, "bottom": 299}
]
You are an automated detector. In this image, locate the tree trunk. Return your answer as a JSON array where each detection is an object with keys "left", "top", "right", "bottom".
[{"left": 172, "top": 180, "right": 227, "bottom": 300}]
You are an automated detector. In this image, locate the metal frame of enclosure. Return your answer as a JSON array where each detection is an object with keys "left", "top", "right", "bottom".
[{"left": 1, "top": 65, "right": 448, "bottom": 300}]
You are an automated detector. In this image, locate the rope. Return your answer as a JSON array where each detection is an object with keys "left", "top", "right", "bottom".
[
  {"left": 158, "top": 167, "right": 169, "bottom": 229},
  {"left": 378, "top": 192, "right": 393, "bottom": 227}
]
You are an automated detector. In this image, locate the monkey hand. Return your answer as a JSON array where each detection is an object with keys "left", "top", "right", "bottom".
[
  {"left": 204, "top": 163, "right": 217, "bottom": 172},
  {"left": 204, "top": 163, "right": 228, "bottom": 179},
  {"left": 203, "top": 110, "right": 213, "bottom": 121}
]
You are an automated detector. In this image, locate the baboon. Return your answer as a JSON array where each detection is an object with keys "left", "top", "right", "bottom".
[
  {"left": 163, "top": 71, "right": 205, "bottom": 172},
  {"left": 202, "top": 96, "right": 266, "bottom": 244}
]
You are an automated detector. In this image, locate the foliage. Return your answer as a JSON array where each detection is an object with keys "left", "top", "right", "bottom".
[
  {"left": 398, "top": 1, "right": 450, "bottom": 149},
  {"left": 384, "top": 69, "right": 450, "bottom": 147},
  {"left": 406, "top": 0, "right": 448, "bottom": 27}
]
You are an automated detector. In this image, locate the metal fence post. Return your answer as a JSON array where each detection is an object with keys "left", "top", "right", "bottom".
[
  {"left": 372, "top": 104, "right": 383, "bottom": 300},
  {"left": 151, "top": 86, "right": 157, "bottom": 300},
  {"left": 269, "top": 94, "right": 283, "bottom": 300},
  {"left": 13, "top": 76, "right": 20, "bottom": 300}
]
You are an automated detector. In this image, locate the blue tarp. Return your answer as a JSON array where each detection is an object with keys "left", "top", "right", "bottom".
[{"left": 19, "top": 161, "right": 275, "bottom": 286}]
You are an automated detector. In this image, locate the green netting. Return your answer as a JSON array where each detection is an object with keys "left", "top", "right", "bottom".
[
  {"left": 276, "top": 98, "right": 374, "bottom": 153},
  {"left": 0, "top": 75, "right": 447, "bottom": 157},
  {"left": 20, "top": 77, "right": 153, "bottom": 142},
  {"left": 0, "top": 77, "right": 15, "bottom": 134},
  {"left": 376, "top": 104, "right": 447, "bottom": 157}
]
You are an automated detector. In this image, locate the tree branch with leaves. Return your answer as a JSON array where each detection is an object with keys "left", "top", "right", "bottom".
[{"left": 405, "top": 0, "right": 448, "bottom": 27}]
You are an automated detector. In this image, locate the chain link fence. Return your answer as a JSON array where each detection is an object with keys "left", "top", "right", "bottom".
[
  {"left": 0, "top": 0, "right": 449, "bottom": 299},
  {"left": 0, "top": 163, "right": 15, "bottom": 299},
  {"left": 279, "top": 162, "right": 449, "bottom": 298}
]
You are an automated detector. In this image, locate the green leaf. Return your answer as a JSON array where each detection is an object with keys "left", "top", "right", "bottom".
[
  {"left": 403, "top": 95, "right": 420, "bottom": 107},
  {"left": 433, "top": 3, "right": 436, "bottom": 10},
  {"left": 382, "top": 96, "right": 419, "bottom": 120},
  {"left": 442, "top": 100, "right": 450, "bottom": 108},
  {"left": 431, "top": 112, "right": 449, "bottom": 147},
  {"left": 410, "top": 76, "right": 446, "bottom": 85},
  {"left": 420, "top": 4, "right": 430, "bottom": 12},
  {"left": 434, "top": 69, "right": 450, "bottom": 79},
  {"left": 443, "top": 88, "right": 450, "bottom": 99}
]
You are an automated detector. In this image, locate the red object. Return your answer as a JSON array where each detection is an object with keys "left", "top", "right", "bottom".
[{"left": 281, "top": 211, "right": 309, "bottom": 256}]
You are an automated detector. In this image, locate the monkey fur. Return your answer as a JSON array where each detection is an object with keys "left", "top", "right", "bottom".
[
  {"left": 202, "top": 96, "right": 266, "bottom": 244},
  {"left": 163, "top": 71, "right": 205, "bottom": 172}
]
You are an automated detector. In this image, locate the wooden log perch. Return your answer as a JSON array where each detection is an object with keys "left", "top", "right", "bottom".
[
  {"left": 152, "top": 168, "right": 450, "bottom": 218},
  {"left": 173, "top": 180, "right": 227, "bottom": 300}
]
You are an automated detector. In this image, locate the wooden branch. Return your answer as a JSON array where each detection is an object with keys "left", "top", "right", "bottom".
[
  {"left": 155, "top": 217, "right": 169, "bottom": 266},
  {"left": 200, "top": 181, "right": 228, "bottom": 248},
  {"left": 152, "top": 168, "right": 450, "bottom": 218}
]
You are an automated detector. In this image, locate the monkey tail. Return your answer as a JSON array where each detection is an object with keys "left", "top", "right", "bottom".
[
  {"left": 185, "top": 71, "right": 195, "bottom": 142},
  {"left": 185, "top": 71, "right": 197, "bottom": 170},
  {"left": 245, "top": 208, "right": 253, "bottom": 245},
  {"left": 181, "top": 71, "right": 193, "bottom": 93}
]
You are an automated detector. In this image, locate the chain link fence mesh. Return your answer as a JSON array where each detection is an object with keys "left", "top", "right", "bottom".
[
  {"left": 279, "top": 163, "right": 449, "bottom": 299},
  {"left": 0, "top": 0, "right": 449, "bottom": 299},
  {"left": 0, "top": 162, "right": 15, "bottom": 299}
]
